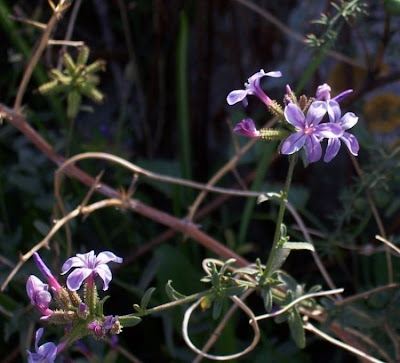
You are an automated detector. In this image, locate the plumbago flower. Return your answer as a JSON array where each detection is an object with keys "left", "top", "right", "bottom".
[
  {"left": 226, "top": 69, "right": 281, "bottom": 107},
  {"left": 324, "top": 100, "right": 359, "bottom": 162},
  {"left": 27, "top": 328, "right": 64, "bottom": 363},
  {"left": 233, "top": 118, "right": 261, "bottom": 138},
  {"left": 226, "top": 70, "right": 360, "bottom": 163},
  {"left": 61, "top": 250, "right": 123, "bottom": 291},
  {"left": 26, "top": 275, "right": 53, "bottom": 317},
  {"left": 315, "top": 83, "right": 353, "bottom": 103},
  {"left": 281, "top": 101, "right": 343, "bottom": 163}
]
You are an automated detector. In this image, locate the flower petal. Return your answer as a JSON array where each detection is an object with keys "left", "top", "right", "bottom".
[
  {"left": 35, "top": 328, "right": 44, "bottom": 351},
  {"left": 327, "top": 100, "right": 341, "bottom": 123},
  {"left": 284, "top": 104, "right": 305, "bottom": 129},
  {"left": 340, "top": 112, "right": 358, "bottom": 130},
  {"left": 95, "top": 265, "right": 112, "bottom": 291},
  {"left": 96, "top": 251, "right": 123, "bottom": 266},
  {"left": 315, "top": 83, "right": 331, "bottom": 101},
  {"left": 281, "top": 132, "right": 306, "bottom": 154},
  {"left": 332, "top": 89, "right": 353, "bottom": 102},
  {"left": 305, "top": 135, "right": 322, "bottom": 162},
  {"left": 226, "top": 90, "right": 248, "bottom": 105},
  {"left": 305, "top": 101, "right": 327, "bottom": 126},
  {"left": 61, "top": 256, "right": 86, "bottom": 275},
  {"left": 233, "top": 119, "right": 260, "bottom": 138},
  {"left": 66, "top": 268, "right": 92, "bottom": 291},
  {"left": 264, "top": 70, "right": 282, "bottom": 78},
  {"left": 315, "top": 123, "right": 343, "bottom": 138},
  {"left": 26, "top": 276, "right": 48, "bottom": 305},
  {"left": 324, "top": 138, "right": 341, "bottom": 162},
  {"left": 37, "top": 290, "right": 52, "bottom": 306},
  {"left": 341, "top": 132, "right": 359, "bottom": 156},
  {"left": 37, "top": 342, "right": 57, "bottom": 361},
  {"left": 247, "top": 70, "right": 266, "bottom": 85}
]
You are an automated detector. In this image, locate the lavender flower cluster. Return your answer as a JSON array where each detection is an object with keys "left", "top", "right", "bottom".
[
  {"left": 227, "top": 70, "right": 359, "bottom": 163},
  {"left": 26, "top": 251, "right": 122, "bottom": 362}
]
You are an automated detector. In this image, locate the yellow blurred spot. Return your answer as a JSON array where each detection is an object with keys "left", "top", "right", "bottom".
[{"left": 363, "top": 93, "right": 400, "bottom": 133}]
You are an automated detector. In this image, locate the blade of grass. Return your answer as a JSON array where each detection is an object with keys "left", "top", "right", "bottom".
[{"left": 176, "top": 11, "right": 192, "bottom": 204}]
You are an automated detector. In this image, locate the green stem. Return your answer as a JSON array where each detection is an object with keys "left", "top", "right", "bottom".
[
  {"left": 120, "top": 289, "right": 213, "bottom": 319},
  {"left": 263, "top": 154, "right": 297, "bottom": 277}
]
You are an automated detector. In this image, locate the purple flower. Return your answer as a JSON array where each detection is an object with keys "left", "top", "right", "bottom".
[
  {"left": 102, "top": 315, "right": 118, "bottom": 332},
  {"left": 77, "top": 302, "right": 89, "bottom": 319},
  {"left": 61, "top": 251, "right": 123, "bottom": 291},
  {"left": 27, "top": 328, "right": 57, "bottom": 363},
  {"left": 87, "top": 316, "right": 118, "bottom": 337},
  {"left": 324, "top": 100, "right": 359, "bottom": 162},
  {"left": 33, "top": 252, "right": 62, "bottom": 293},
  {"left": 281, "top": 101, "right": 342, "bottom": 163},
  {"left": 88, "top": 320, "right": 103, "bottom": 337},
  {"left": 233, "top": 119, "right": 261, "bottom": 138},
  {"left": 26, "top": 275, "right": 53, "bottom": 316},
  {"left": 227, "top": 69, "right": 282, "bottom": 107},
  {"left": 315, "top": 83, "right": 353, "bottom": 103}
]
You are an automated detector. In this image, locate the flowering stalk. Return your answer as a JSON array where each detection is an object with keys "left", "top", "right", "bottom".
[
  {"left": 263, "top": 153, "right": 297, "bottom": 278},
  {"left": 84, "top": 276, "right": 98, "bottom": 315}
]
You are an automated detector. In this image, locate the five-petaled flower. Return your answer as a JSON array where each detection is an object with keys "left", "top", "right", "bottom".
[
  {"left": 226, "top": 69, "right": 281, "bottom": 107},
  {"left": 26, "top": 275, "right": 53, "bottom": 317},
  {"left": 324, "top": 100, "right": 359, "bottom": 162},
  {"left": 281, "top": 101, "right": 343, "bottom": 163},
  {"left": 233, "top": 119, "right": 261, "bottom": 138},
  {"left": 27, "top": 328, "right": 58, "bottom": 363},
  {"left": 61, "top": 251, "right": 123, "bottom": 291}
]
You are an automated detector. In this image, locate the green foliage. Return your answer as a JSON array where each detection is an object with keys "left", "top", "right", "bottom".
[{"left": 38, "top": 46, "right": 105, "bottom": 119}]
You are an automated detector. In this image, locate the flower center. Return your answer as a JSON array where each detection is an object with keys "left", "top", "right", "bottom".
[{"left": 304, "top": 125, "right": 314, "bottom": 135}]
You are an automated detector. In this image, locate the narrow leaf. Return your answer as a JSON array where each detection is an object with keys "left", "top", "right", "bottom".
[
  {"left": 282, "top": 242, "right": 315, "bottom": 252},
  {"left": 257, "top": 192, "right": 281, "bottom": 205},
  {"left": 165, "top": 280, "right": 186, "bottom": 301},
  {"left": 268, "top": 248, "right": 291, "bottom": 276},
  {"left": 262, "top": 286, "right": 273, "bottom": 312},
  {"left": 212, "top": 299, "right": 223, "bottom": 320},
  {"left": 288, "top": 309, "right": 306, "bottom": 349},
  {"left": 140, "top": 287, "right": 156, "bottom": 310},
  {"left": 118, "top": 316, "right": 142, "bottom": 328}
]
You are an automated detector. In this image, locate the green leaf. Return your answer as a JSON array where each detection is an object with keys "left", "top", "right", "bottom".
[
  {"left": 308, "top": 284, "right": 322, "bottom": 294},
  {"left": 262, "top": 286, "right": 273, "bottom": 312},
  {"left": 212, "top": 299, "right": 222, "bottom": 320},
  {"left": 220, "top": 258, "right": 236, "bottom": 275},
  {"left": 233, "top": 267, "right": 259, "bottom": 276},
  {"left": 282, "top": 242, "right": 315, "bottom": 252},
  {"left": 118, "top": 315, "right": 142, "bottom": 328},
  {"left": 268, "top": 248, "right": 291, "bottom": 276},
  {"left": 165, "top": 280, "right": 186, "bottom": 301},
  {"left": 211, "top": 271, "right": 220, "bottom": 289},
  {"left": 288, "top": 309, "right": 306, "bottom": 349},
  {"left": 257, "top": 192, "right": 281, "bottom": 204},
  {"left": 140, "top": 287, "right": 156, "bottom": 310},
  {"left": 276, "top": 271, "right": 299, "bottom": 294},
  {"left": 274, "top": 311, "right": 289, "bottom": 324}
]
